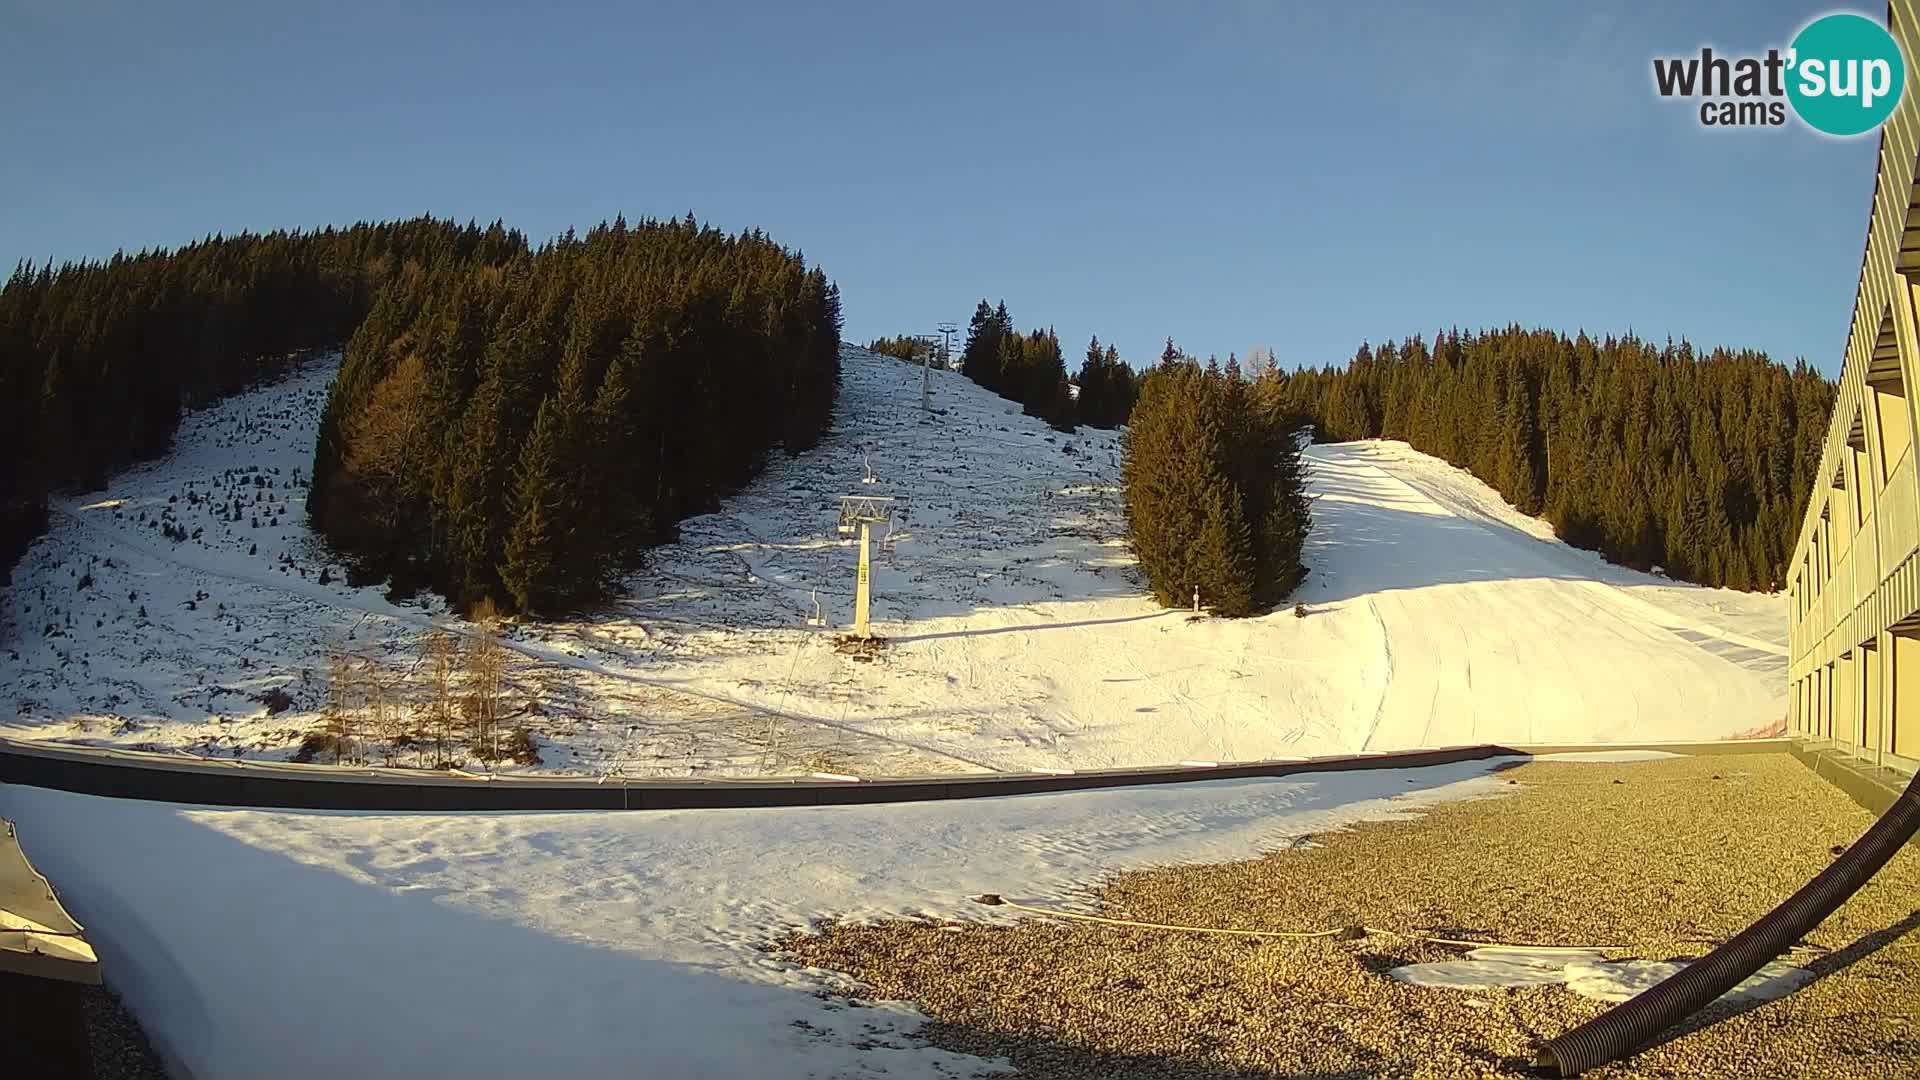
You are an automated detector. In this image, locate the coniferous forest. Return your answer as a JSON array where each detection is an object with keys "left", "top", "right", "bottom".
[
  {"left": 1123, "top": 349, "right": 1312, "bottom": 616},
  {"left": 308, "top": 216, "right": 842, "bottom": 615},
  {"left": 0, "top": 218, "right": 524, "bottom": 587},
  {"left": 0, "top": 216, "right": 840, "bottom": 614},
  {"left": 1266, "top": 327, "right": 1836, "bottom": 591},
  {"left": 1075, "top": 334, "right": 1139, "bottom": 429},
  {"left": 958, "top": 300, "right": 1078, "bottom": 432},
  {"left": 877, "top": 316, "right": 1138, "bottom": 430}
]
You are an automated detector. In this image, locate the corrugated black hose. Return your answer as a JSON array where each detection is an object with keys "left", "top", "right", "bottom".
[{"left": 1536, "top": 767, "right": 1920, "bottom": 1077}]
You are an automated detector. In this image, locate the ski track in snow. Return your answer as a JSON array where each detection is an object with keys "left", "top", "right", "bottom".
[{"left": 0, "top": 347, "right": 1787, "bottom": 777}]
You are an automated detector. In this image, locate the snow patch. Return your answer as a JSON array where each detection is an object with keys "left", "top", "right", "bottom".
[
  {"left": 1391, "top": 946, "right": 1813, "bottom": 1006},
  {"left": 1562, "top": 958, "right": 1812, "bottom": 1005}
]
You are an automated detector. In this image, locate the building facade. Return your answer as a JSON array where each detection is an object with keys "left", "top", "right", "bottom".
[{"left": 1786, "top": 3, "right": 1920, "bottom": 777}]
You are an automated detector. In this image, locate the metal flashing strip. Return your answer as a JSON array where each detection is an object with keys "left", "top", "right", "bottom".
[{"left": 0, "top": 735, "right": 1796, "bottom": 813}]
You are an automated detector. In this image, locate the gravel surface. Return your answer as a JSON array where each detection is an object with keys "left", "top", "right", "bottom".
[
  {"left": 781, "top": 753, "right": 1919, "bottom": 1078},
  {"left": 79, "top": 984, "right": 170, "bottom": 1079}
]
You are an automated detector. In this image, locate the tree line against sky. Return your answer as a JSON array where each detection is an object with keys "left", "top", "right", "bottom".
[
  {"left": 1267, "top": 328, "right": 1835, "bottom": 591},
  {"left": 2, "top": 218, "right": 1837, "bottom": 617},
  {"left": 0, "top": 217, "right": 526, "bottom": 587}
]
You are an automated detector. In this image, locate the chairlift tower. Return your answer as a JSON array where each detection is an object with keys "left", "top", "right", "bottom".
[
  {"left": 920, "top": 323, "right": 956, "bottom": 410},
  {"left": 936, "top": 322, "right": 959, "bottom": 371},
  {"left": 917, "top": 333, "right": 941, "bottom": 411},
  {"left": 836, "top": 493, "right": 905, "bottom": 638}
]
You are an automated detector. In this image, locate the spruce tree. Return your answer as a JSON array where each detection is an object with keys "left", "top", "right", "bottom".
[
  {"left": 1020, "top": 329, "right": 1075, "bottom": 431},
  {"left": 589, "top": 351, "right": 651, "bottom": 564},
  {"left": 443, "top": 370, "right": 512, "bottom": 604},
  {"left": 501, "top": 385, "right": 585, "bottom": 614},
  {"left": 962, "top": 299, "right": 1006, "bottom": 392},
  {"left": 1123, "top": 363, "right": 1309, "bottom": 616},
  {"left": 1105, "top": 344, "right": 1135, "bottom": 424},
  {"left": 1190, "top": 479, "right": 1255, "bottom": 616},
  {"left": 995, "top": 332, "right": 1026, "bottom": 404},
  {"left": 1078, "top": 335, "right": 1107, "bottom": 427}
]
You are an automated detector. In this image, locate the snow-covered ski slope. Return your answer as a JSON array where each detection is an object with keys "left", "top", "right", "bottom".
[{"left": 0, "top": 347, "right": 1786, "bottom": 774}]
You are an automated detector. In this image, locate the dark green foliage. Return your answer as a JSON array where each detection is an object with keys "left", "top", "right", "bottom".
[
  {"left": 1015, "top": 328, "right": 1075, "bottom": 432},
  {"left": 1122, "top": 360, "right": 1311, "bottom": 616},
  {"left": 0, "top": 217, "right": 520, "bottom": 587},
  {"left": 311, "top": 216, "right": 842, "bottom": 615},
  {"left": 957, "top": 301, "right": 1076, "bottom": 431},
  {"left": 961, "top": 300, "right": 1011, "bottom": 394},
  {"left": 1, "top": 215, "right": 839, "bottom": 616},
  {"left": 499, "top": 361, "right": 590, "bottom": 613},
  {"left": 1268, "top": 327, "right": 1836, "bottom": 592},
  {"left": 1075, "top": 336, "right": 1139, "bottom": 429}
]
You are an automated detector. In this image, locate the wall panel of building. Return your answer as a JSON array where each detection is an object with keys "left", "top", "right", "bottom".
[{"left": 1786, "top": 1, "right": 1920, "bottom": 776}]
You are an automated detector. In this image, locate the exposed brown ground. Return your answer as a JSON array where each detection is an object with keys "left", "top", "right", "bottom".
[{"left": 781, "top": 753, "right": 1920, "bottom": 1078}]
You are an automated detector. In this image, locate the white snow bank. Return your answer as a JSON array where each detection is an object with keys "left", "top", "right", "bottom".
[{"left": 1, "top": 759, "right": 1510, "bottom": 1080}]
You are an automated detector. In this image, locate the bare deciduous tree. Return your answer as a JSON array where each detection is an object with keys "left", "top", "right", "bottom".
[
  {"left": 464, "top": 616, "right": 508, "bottom": 763},
  {"left": 322, "top": 647, "right": 355, "bottom": 765},
  {"left": 1244, "top": 344, "right": 1277, "bottom": 380},
  {"left": 418, "top": 630, "right": 461, "bottom": 768},
  {"left": 365, "top": 656, "right": 412, "bottom": 766}
]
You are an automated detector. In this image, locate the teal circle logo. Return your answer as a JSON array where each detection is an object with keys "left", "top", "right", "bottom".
[{"left": 1787, "top": 13, "right": 1906, "bottom": 136}]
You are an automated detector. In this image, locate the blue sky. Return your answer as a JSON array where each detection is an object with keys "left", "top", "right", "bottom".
[{"left": 0, "top": 1, "right": 1881, "bottom": 373}]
